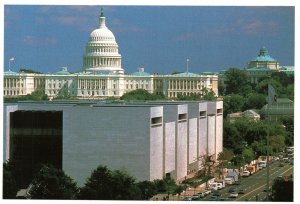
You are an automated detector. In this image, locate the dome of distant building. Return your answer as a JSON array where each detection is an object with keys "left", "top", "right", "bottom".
[
  {"left": 247, "top": 46, "right": 279, "bottom": 70},
  {"left": 251, "top": 47, "right": 277, "bottom": 62},
  {"left": 83, "top": 8, "right": 124, "bottom": 74}
]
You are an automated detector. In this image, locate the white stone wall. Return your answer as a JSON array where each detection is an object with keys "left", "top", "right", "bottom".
[
  {"left": 215, "top": 101, "right": 223, "bottom": 158},
  {"left": 63, "top": 106, "right": 152, "bottom": 186},
  {"left": 207, "top": 115, "right": 216, "bottom": 157},
  {"left": 164, "top": 122, "right": 176, "bottom": 175},
  {"left": 176, "top": 104, "right": 188, "bottom": 180},
  {"left": 198, "top": 102, "right": 208, "bottom": 157},
  {"left": 188, "top": 118, "right": 198, "bottom": 164},
  {"left": 149, "top": 106, "right": 164, "bottom": 180}
]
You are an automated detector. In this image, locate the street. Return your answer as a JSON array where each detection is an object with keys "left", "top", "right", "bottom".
[{"left": 200, "top": 160, "right": 293, "bottom": 201}]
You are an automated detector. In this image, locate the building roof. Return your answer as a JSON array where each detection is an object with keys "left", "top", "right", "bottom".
[
  {"left": 4, "top": 70, "right": 19, "bottom": 75},
  {"left": 246, "top": 67, "right": 273, "bottom": 71},
  {"left": 251, "top": 47, "right": 277, "bottom": 62},
  {"left": 131, "top": 71, "right": 151, "bottom": 76},
  {"left": 172, "top": 72, "right": 200, "bottom": 77}
]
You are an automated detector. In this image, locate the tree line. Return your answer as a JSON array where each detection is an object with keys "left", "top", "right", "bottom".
[{"left": 3, "top": 162, "right": 186, "bottom": 200}]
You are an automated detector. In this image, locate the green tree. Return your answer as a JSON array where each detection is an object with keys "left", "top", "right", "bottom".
[
  {"left": 136, "top": 181, "right": 157, "bottom": 200},
  {"left": 242, "top": 148, "right": 255, "bottom": 164},
  {"left": 243, "top": 93, "right": 267, "bottom": 110},
  {"left": 270, "top": 135, "right": 285, "bottom": 153},
  {"left": 28, "top": 164, "right": 78, "bottom": 199},
  {"left": 255, "top": 78, "right": 282, "bottom": 95},
  {"left": 224, "top": 68, "right": 251, "bottom": 95},
  {"left": 79, "top": 165, "right": 141, "bottom": 200},
  {"left": 3, "top": 162, "right": 18, "bottom": 199},
  {"left": 279, "top": 116, "right": 294, "bottom": 146},
  {"left": 223, "top": 94, "right": 246, "bottom": 117},
  {"left": 271, "top": 176, "right": 293, "bottom": 201},
  {"left": 286, "top": 84, "right": 294, "bottom": 101},
  {"left": 223, "top": 120, "right": 245, "bottom": 151},
  {"left": 251, "top": 141, "right": 272, "bottom": 157},
  {"left": 120, "top": 89, "right": 165, "bottom": 100},
  {"left": 196, "top": 155, "right": 215, "bottom": 188}
]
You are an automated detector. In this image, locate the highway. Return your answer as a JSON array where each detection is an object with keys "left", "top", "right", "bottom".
[{"left": 200, "top": 160, "right": 293, "bottom": 201}]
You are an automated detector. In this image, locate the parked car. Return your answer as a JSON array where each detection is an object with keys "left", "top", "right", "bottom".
[
  {"left": 208, "top": 195, "right": 219, "bottom": 201},
  {"left": 183, "top": 196, "right": 192, "bottom": 201},
  {"left": 197, "top": 192, "right": 206, "bottom": 198},
  {"left": 233, "top": 180, "right": 241, "bottom": 185},
  {"left": 242, "top": 170, "right": 251, "bottom": 177},
  {"left": 191, "top": 194, "right": 200, "bottom": 200},
  {"left": 228, "top": 187, "right": 236, "bottom": 193},
  {"left": 229, "top": 192, "right": 239, "bottom": 198},
  {"left": 238, "top": 189, "right": 245, "bottom": 194},
  {"left": 212, "top": 190, "right": 221, "bottom": 197}
]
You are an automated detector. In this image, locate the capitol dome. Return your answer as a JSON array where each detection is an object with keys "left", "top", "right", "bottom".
[
  {"left": 83, "top": 8, "right": 124, "bottom": 74},
  {"left": 89, "top": 10, "right": 116, "bottom": 42}
]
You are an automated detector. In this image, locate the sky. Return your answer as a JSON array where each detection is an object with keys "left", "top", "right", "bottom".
[{"left": 4, "top": 5, "right": 295, "bottom": 74}]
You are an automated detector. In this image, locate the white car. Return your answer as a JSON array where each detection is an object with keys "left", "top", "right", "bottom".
[
  {"left": 229, "top": 192, "right": 239, "bottom": 198},
  {"left": 242, "top": 170, "right": 250, "bottom": 177}
]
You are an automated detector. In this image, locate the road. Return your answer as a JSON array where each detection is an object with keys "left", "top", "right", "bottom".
[{"left": 201, "top": 160, "right": 293, "bottom": 201}]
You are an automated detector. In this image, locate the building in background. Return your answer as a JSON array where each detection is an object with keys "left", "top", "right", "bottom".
[
  {"left": 3, "top": 100, "right": 223, "bottom": 186},
  {"left": 246, "top": 47, "right": 294, "bottom": 84},
  {"left": 3, "top": 9, "right": 218, "bottom": 99}
]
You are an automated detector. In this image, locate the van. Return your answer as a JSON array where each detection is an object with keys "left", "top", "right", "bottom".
[
  {"left": 258, "top": 161, "right": 267, "bottom": 168},
  {"left": 209, "top": 182, "right": 223, "bottom": 190}
]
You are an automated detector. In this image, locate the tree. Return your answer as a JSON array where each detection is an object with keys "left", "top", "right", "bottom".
[
  {"left": 196, "top": 155, "right": 215, "bottom": 188},
  {"left": 224, "top": 68, "right": 251, "bottom": 95},
  {"left": 271, "top": 176, "right": 293, "bottom": 201},
  {"left": 28, "top": 164, "right": 78, "bottom": 199},
  {"left": 242, "top": 148, "right": 255, "bottom": 164},
  {"left": 251, "top": 141, "right": 272, "bottom": 157},
  {"left": 120, "top": 89, "right": 165, "bottom": 100},
  {"left": 223, "top": 94, "right": 246, "bottom": 117},
  {"left": 255, "top": 78, "right": 282, "bottom": 95},
  {"left": 136, "top": 181, "right": 157, "bottom": 200},
  {"left": 243, "top": 93, "right": 267, "bottom": 110},
  {"left": 79, "top": 165, "right": 141, "bottom": 200},
  {"left": 223, "top": 120, "right": 245, "bottom": 151},
  {"left": 3, "top": 162, "right": 18, "bottom": 199},
  {"left": 19, "top": 68, "right": 42, "bottom": 74},
  {"left": 269, "top": 135, "right": 285, "bottom": 153}
]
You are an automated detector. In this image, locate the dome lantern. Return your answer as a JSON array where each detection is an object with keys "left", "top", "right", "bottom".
[{"left": 99, "top": 8, "right": 106, "bottom": 28}]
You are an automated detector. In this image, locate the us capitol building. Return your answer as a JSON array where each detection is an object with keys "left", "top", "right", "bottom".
[{"left": 4, "top": 9, "right": 218, "bottom": 99}]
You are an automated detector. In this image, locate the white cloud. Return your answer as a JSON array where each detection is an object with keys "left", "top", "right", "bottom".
[{"left": 23, "top": 36, "right": 57, "bottom": 46}]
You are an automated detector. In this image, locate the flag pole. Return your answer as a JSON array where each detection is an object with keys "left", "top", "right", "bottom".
[{"left": 9, "top": 59, "right": 11, "bottom": 71}]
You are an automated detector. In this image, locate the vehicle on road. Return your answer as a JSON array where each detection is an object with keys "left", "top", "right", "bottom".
[
  {"left": 225, "top": 177, "right": 234, "bottom": 185},
  {"left": 208, "top": 195, "right": 219, "bottom": 201},
  {"left": 238, "top": 189, "right": 245, "bottom": 194},
  {"left": 212, "top": 190, "right": 221, "bottom": 197},
  {"left": 183, "top": 196, "right": 192, "bottom": 201},
  {"left": 209, "top": 182, "right": 223, "bottom": 190},
  {"left": 197, "top": 192, "right": 206, "bottom": 198},
  {"left": 242, "top": 170, "right": 251, "bottom": 177},
  {"left": 191, "top": 194, "right": 200, "bottom": 200},
  {"left": 228, "top": 187, "right": 236, "bottom": 193},
  {"left": 229, "top": 192, "right": 239, "bottom": 198},
  {"left": 233, "top": 180, "right": 241, "bottom": 185},
  {"left": 258, "top": 161, "right": 267, "bottom": 169}
]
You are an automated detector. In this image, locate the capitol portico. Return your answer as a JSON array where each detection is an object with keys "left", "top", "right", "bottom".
[{"left": 4, "top": 9, "right": 218, "bottom": 99}]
